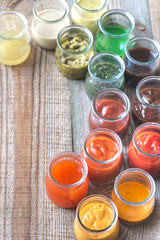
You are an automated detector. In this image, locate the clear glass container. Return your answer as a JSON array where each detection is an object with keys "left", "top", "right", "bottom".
[
  {"left": 95, "top": 9, "right": 135, "bottom": 57},
  {"left": 71, "top": 0, "right": 108, "bottom": 35},
  {"left": 128, "top": 122, "right": 160, "bottom": 178},
  {"left": 45, "top": 151, "right": 89, "bottom": 208},
  {"left": 132, "top": 76, "right": 160, "bottom": 124},
  {"left": 124, "top": 37, "right": 160, "bottom": 86},
  {"left": 86, "top": 52, "right": 125, "bottom": 100},
  {"left": 55, "top": 25, "right": 94, "bottom": 79},
  {"left": 0, "top": 11, "right": 31, "bottom": 65},
  {"left": 111, "top": 168, "right": 155, "bottom": 224},
  {"left": 89, "top": 89, "right": 130, "bottom": 137},
  {"left": 81, "top": 129, "right": 123, "bottom": 184},
  {"left": 32, "top": 0, "right": 70, "bottom": 49},
  {"left": 74, "top": 195, "right": 119, "bottom": 240}
]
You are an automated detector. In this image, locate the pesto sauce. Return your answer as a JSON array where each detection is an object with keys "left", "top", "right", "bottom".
[{"left": 92, "top": 62, "right": 121, "bottom": 80}]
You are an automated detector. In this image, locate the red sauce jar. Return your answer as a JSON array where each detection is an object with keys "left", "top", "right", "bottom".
[
  {"left": 128, "top": 123, "right": 160, "bottom": 178},
  {"left": 45, "top": 152, "right": 89, "bottom": 208},
  {"left": 89, "top": 89, "right": 130, "bottom": 137},
  {"left": 81, "top": 128, "right": 123, "bottom": 184}
]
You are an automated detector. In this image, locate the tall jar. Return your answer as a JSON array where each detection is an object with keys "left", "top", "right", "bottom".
[
  {"left": 81, "top": 129, "right": 123, "bottom": 184},
  {"left": 45, "top": 151, "right": 89, "bottom": 208},
  {"left": 71, "top": 0, "right": 108, "bottom": 35},
  {"left": 86, "top": 52, "right": 125, "bottom": 100},
  {"left": 95, "top": 9, "right": 135, "bottom": 57},
  {"left": 111, "top": 168, "right": 155, "bottom": 224},
  {"left": 74, "top": 195, "right": 119, "bottom": 240},
  {"left": 55, "top": 25, "right": 94, "bottom": 79},
  {"left": 32, "top": 0, "right": 70, "bottom": 49},
  {"left": 89, "top": 89, "right": 130, "bottom": 137},
  {"left": 132, "top": 76, "right": 160, "bottom": 124},
  {"left": 128, "top": 122, "right": 160, "bottom": 178},
  {"left": 124, "top": 37, "right": 160, "bottom": 86},
  {"left": 0, "top": 11, "right": 31, "bottom": 65}
]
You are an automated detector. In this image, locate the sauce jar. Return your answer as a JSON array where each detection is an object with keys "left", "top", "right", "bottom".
[
  {"left": 95, "top": 9, "right": 135, "bottom": 57},
  {"left": 32, "top": 0, "right": 70, "bottom": 49},
  {"left": 111, "top": 168, "right": 155, "bottom": 224},
  {"left": 55, "top": 25, "right": 94, "bottom": 79},
  {"left": 0, "top": 11, "right": 31, "bottom": 65},
  {"left": 132, "top": 76, "right": 160, "bottom": 124},
  {"left": 71, "top": 0, "right": 108, "bottom": 35},
  {"left": 45, "top": 151, "right": 89, "bottom": 208},
  {"left": 89, "top": 89, "right": 130, "bottom": 137},
  {"left": 81, "top": 129, "right": 123, "bottom": 184},
  {"left": 128, "top": 122, "right": 160, "bottom": 178},
  {"left": 124, "top": 37, "right": 160, "bottom": 86},
  {"left": 74, "top": 195, "right": 119, "bottom": 240},
  {"left": 86, "top": 52, "right": 125, "bottom": 100}
]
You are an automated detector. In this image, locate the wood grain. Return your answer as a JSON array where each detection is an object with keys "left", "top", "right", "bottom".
[{"left": 0, "top": 0, "right": 160, "bottom": 239}]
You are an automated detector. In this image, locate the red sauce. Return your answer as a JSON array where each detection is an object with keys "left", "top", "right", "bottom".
[{"left": 128, "top": 131, "right": 160, "bottom": 178}]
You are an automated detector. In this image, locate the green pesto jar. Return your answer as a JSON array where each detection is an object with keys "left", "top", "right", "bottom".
[{"left": 86, "top": 52, "right": 125, "bottom": 100}]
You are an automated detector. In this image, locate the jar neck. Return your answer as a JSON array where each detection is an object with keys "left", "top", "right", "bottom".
[{"left": 74, "top": 0, "right": 108, "bottom": 12}]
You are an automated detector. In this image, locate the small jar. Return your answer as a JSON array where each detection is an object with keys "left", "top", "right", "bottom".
[
  {"left": 0, "top": 11, "right": 31, "bottom": 65},
  {"left": 45, "top": 151, "right": 89, "bottom": 208},
  {"left": 95, "top": 9, "right": 135, "bottom": 57},
  {"left": 89, "top": 89, "right": 130, "bottom": 137},
  {"left": 128, "top": 122, "right": 160, "bottom": 178},
  {"left": 81, "top": 129, "right": 123, "bottom": 184},
  {"left": 32, "top": 0, "right": 70, "bottom": 49},
  {"left": 71, "top": 0, "right": 108, "bottom": 35},
  {"left": 132, "top": 76, "right": 160, "bottom": 124},
  {"left": 74, "top": 195, "right": 119, "bottom": 240},
  {"left": 124, "top": 37, "right": 160, "bottom": 86},
  {"left": 111, "top": 168, "right": 155, "bottom": 224},
  {"left": 86, "top": 52, "right": 125, "bottom": 100}
]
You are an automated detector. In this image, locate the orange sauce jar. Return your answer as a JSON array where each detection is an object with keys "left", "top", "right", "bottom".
[
  {"left": 81, "top": 129, "right": 123, "bottom": 184},
  {"left": 74, "top": 195, "right": 119, "bottom": 240},
  {"left": 45, "top": 152, "right": 89, "bottom": 208},
  {"left": 111, "top": 168, "right": 155, "bottom": 224}
]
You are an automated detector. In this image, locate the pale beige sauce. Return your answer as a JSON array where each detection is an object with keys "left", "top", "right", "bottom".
[{"left": 78, "top": 0, "right": 104, "bottom": 10}]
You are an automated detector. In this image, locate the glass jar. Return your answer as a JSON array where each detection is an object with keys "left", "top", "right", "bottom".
[
  {"left": 95, "top": 9, "right": 135, "bottom": 57},
  {"left": 55, "top": 25, "right": 94, "bottom": 79},
  {"left": 86, "top": 52, "right": 125, "bottom": 100},
  {"left": 128, "top": 122, "right": 160, "bottom": 178},
  {"left": 32, "top": 0, "right": 70, "bottom": 49},
  {"left": 132, "top": 76, "right": 160, "bottom": 124},
  {"left": 74, "top": 195, "right": 119, "bottom": 240},
  {"left": 71, "top": 0, "right": 108, "bottom": 35},
  {"left": 45, "top": 151, "right": 89, "bottom": 208},
  {"left": 81, "top": 129, "right": 123, "bottom": 184},
  {"left": 124, "top": 37, "right": 160, "bottom": 86},
  {"left": 111, "top": 168, "right": 155, "bottom": 224},
  {"left": 0, "top": 11, "right": 31, "bottom": 65},
  {"left": 89, "top": 89, "right": 130, "bottom": 137}
]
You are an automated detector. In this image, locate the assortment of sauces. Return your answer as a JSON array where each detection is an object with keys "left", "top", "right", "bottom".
[{"left": 1, "top": 0, "right": 160, "bottom": 239}]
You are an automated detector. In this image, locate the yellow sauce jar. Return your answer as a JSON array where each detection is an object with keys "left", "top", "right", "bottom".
[
  {"left": 0, "top": 11, "right": 31, "bottom": 65},
  {"left": 74, "top": 195, "right": 119, "bottom": 240}
]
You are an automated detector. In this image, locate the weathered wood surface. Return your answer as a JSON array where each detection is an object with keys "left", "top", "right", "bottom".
[{"left": 0, "top": 0, "right": 160, "bottom": 239}]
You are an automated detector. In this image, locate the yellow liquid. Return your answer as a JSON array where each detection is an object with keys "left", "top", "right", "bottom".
[{"left": 0, "top": 31, "right": 30, "bottom": 65}]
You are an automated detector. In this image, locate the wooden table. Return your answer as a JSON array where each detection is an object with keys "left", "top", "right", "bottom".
[{"left": 0, "top": 0, "right": 160, "bottom": 239}]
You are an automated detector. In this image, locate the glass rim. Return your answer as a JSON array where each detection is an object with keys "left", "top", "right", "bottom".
[
  {"left": 99, "top": 9, "right": 135, "bottom": 38},
  {"left": 0, "top": 11, "right": 28, "bottom": 40},
  {"left": 125, "top": 36, "right": 160, "bottom": 66},
  {"left": 114, "top": 168, "right": 156, "bottom": 206},
  {"left": 136, "top": 76, "right": 160, "bottom": 107},
  {"left": 33, "top": 0, "right": 69, "bottom": 24},
  {"left": 47, "top": 151, "right": 88, "bottom": 188},
  {"left": 74, "top": 0, "right": 108, "bottom": 12},
  {"left": 92, "top": 88, "right": 130, "bottom": 121},
  {"left": 76, "top": 194, "right": 118, "bottom": 233},
  {"left": 133, "top": 122, "right": 160, "bottom": 157},
  {"left": 83, "top": 128, "right": 122, "bottom": 164},
  {"left": 56, "top": 25, "right": 93, "bottom": 55},
  {"left": 88, "top": 51, "right": 125, "bottom": 83}
]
